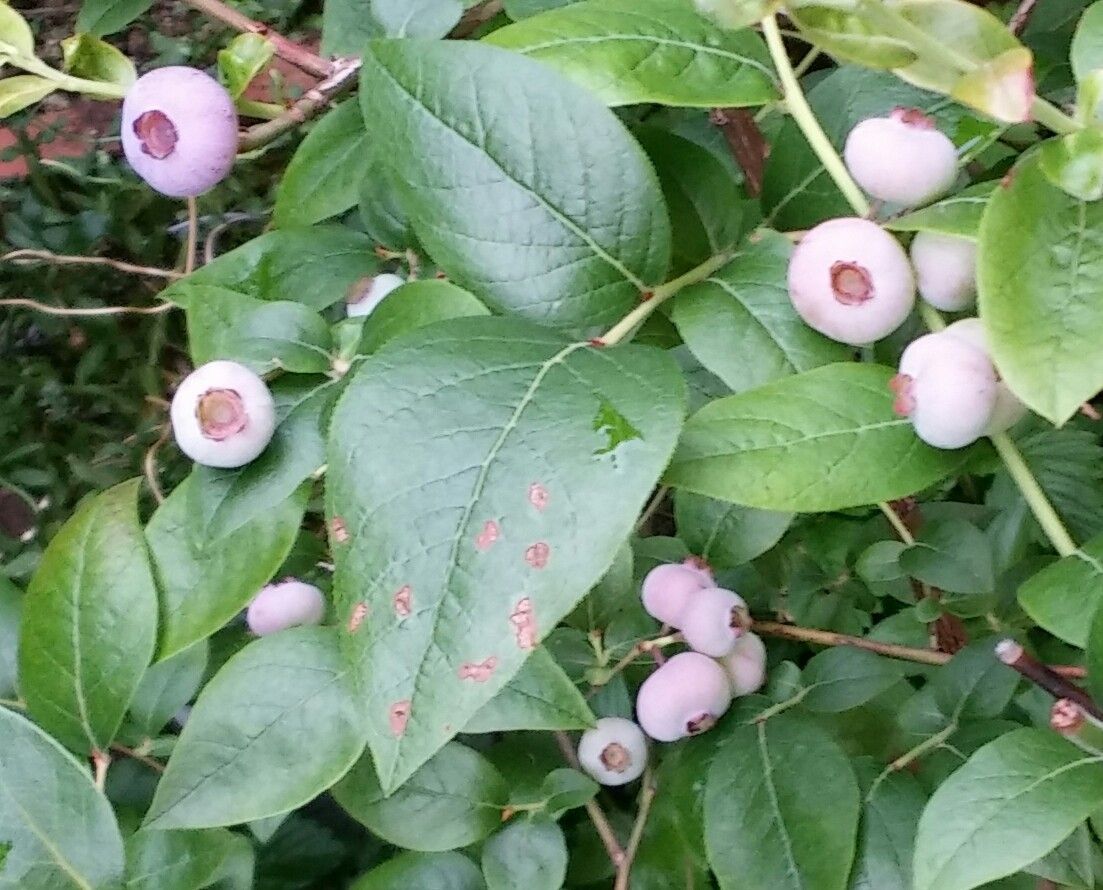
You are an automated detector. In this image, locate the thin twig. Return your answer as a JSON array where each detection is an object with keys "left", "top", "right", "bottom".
[
  {"left": 995, "top": 639, "right": 1102, "bottom": 718},
  {"left": 238, "top": 57, "right": 362, "bottom": 151},
  {"left": 110, "top": 743, "right": 166, "bottom": 773},
  {"left": 588, "top": 633, "right": 683, "bottom": 696},
  {"left": 0, "top": 298, "right": 174, "bottom": 317},
  {"left": 879, "top": 501, "right": 916, "bottom": 545},
  {"left": 1009, "top": 0, "right": 1038, "bottom": 35},
  {"left": 709, "top": 107, "right": 768, "bottom": 197},
  {"left": 3, "top": 248, "right": 182, "bottom": 280},
  {"left": 184, "top": 197, "right": 198, "bottom": 276},
  {"left": 143, "top": 425, "right": 170, "bottom": 505},
  {"left": 634, "top": 485, "right": 669, "bottom": 533},
  {"left": 614, "top": 769, "right": 657, "bottom": 890},
  {"left": 554, "top": 731, "right": 625, "bottom": 867},
  {"left": 180, "top": 0, "right": 332, "bottom": 77},
  {"left": 449, "top": 0, "right": 504, "bottom": 38}
]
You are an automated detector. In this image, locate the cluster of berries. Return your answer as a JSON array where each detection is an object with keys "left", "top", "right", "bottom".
[
  {"left": 577, "top": 559, "right": 767, "bottom": 786},
  {"left": 786, "top": 108, "right": 1023, "bottom": 450}
]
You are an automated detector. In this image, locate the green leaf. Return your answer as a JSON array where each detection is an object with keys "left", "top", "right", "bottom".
[
  {"left": 60, "top": 33, "right": 136, "bottom": 88},
  {"left": 1089, "top": 602, "right": 1103, "bottom": 704},
  {"left": 913, "top": 728, "right": 1103, "bottom": 890},
  {"left": 185, "top": 288, "right": 333, "bottom": 375},
  {"left": 359, "top": 280, "right": 490, "bottom": 355},
  {"left": 328, "top": 316, "right": 684, "bottom": 791},
  {"left": 464, "top": 647, "right": 593, "bottom": 732},
  {"left": 217, "top": 33, "right": 274, "bottom": 100},
  {"left": 979, "top": 153, "right": 1103, "bottom": 424},
  {"left": 482, "top": 818, "right": 567, "bottom": 890},
  {"left": 124, "top": 828, "right": 237, "bottom": 890},
  {"left": 0, "top": 4, "right": 35, "bottom": 56},
  {"left": 164, "top": 227, "right": 379, "bottom": 312},
  {"left": 1073, "top": 2, "right": 1103, "bottom": 82},
  {"left": 899, "top": 519, "right": 996, "bottom": 595},
  {"left": 705, "top": 713, "right": 860, "bottom": 889},
  {"left": 1024, "top": 824, "right": 1095, "bottom": 888},
  {"left": 1019, "top": 533, "right": 1103, "bottom": 647},
  {"left": 335, "top": 742, "right": 507, "bottom": 851},
  {"left": 19, "top": 479, "right": 157, "bottom": 754},
  {"left": 665, "top": 363, "right": 970, "bottom": 513},
  {"left": 787, "top": 7, "right": 916, "bottom": 70},
  {"left": 351, "top": 852, "right": 485, "bottom": 890},
  {"left": 856, "top": 540, "right": 912, "bottom": 602},
  {"left": 950, "top": 47, "right": 1034, "bottom": 124},
  {"left": 801, "top": 648, "right": 906, "bottom": 712},
  {"left": 76, "top": 0, "right": 153, "bottom": 35},
  {"left": 885, "top": 181, "right": 997, "bottom": 238},
  {"left": 274, "top": 102, "right": 372, "bottom": 228},
  {"left": 1038, "top": 129, "right": 1103, "bottom": 201},
  {"left": 930, "top": 639, "right": 1019, "bottom": 719},
  {"left": 359, "top": 39, "right": 671, "bottom": 331},
  {"left": 0, "top": 706, "right": 125, "bottom": 888},
  {"left": 485, "top": 0, "right": 776, "bottom": 108},
  {"left": 128, "top": 641, "right": 208, "bottom": 738},
  {"left": 359, "top": 170, "right": 416, "bottom": 250},
  {"left": 188, "top": 378, "right": 339, "bottom": 540},
  {"left": 669, "top": 231, "right": 851, "bottom": 394},
  {"left": 673, "top": 490, "right": 791, "bottom": 569},
  {"left": 0, "top": 577, "right": 21, "bottom": 700},
  {"left": 372, "top": 0, "right": 463, "bottom": 36},
  {"left": 145, "top": 627, "right": 364, "bottom": 829},
  {"left": 850, "top": 759, "right": 926, "bottom": 890},
  {"left": 539, "top": 767, "right": 599, "bottom": 818},
  {"left": 0, "top": 76, "right": 55, "bottom": 119},
  {"left": 146, "top": 474, "right": 307, "bottom": 660}
]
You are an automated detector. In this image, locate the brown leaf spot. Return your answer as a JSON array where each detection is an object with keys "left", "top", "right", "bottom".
[
  {"left": 389, "top": 700, "right": 411, "bottom": 737},
  {"left": 347, "top": 602, "right": 368, "bottom": 633},
  {"left": 527, "top": 483, "right": 549, "bottom": 511},
  {"left": 330, "top": 516, "right": 349, "bottom": 544},
  {"left": 394, "top": 585, "right": 412, "bottom": 618},
  {"left": 524, "top": 541, "right": 550, "bottom": 569},
  {"left": 458, "top": 656, "right": 498, "bottom": 682},
  {"left": 475, "top": 520, "right": 500, "bottom": 551},
  {"left": 509, "top": 597, "right": 537, "bottom": 650}
]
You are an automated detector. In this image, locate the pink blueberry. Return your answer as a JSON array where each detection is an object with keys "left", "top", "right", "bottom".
[
  {"left": 640, "top": 562, "right": 711, "bottom": 628},
  {"left": 719, "top": 632, "right": 767, "bottom": 697},
  {"left": 635, "top": 652, "right": 733, "bottom": 742},
  {"left": 577, "top": 717, "right": 648, "bottom": 786},
  {"left": 247, "top": 579, "right": 326, "bottom": 636},
  {"left": 679, "top": 587, "right": 750, "bottom": 658}
]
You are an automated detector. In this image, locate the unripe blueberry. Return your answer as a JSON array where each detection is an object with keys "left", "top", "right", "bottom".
[
  {"left": 577, "top": 717, "right": 648, "bottom": 786},
  {"left": 635, "top": 652, "right": 733, "bottom": 742},
  {"left": 170, "top": 360, "right": 276, "bottom": 468},
  {"left": 246, "top": 579, "right": 326, "bottom": 636},
  {"left": 679, "top": 587, "right": 751, "bottom": 658},
  {"left": 121, "top": 67, "right": 237, "bottom": 198},
  {"left": 843, "top": 108, "right": 957, "bottom": 207},
  {"left": 719, "top": 632, "right": 767, "bottom": 697},
  {"left": 788, "top": 218, "right": 916, "bottom": 346},
  {"left": 943, "top": 318, "right": 1027, "bottom": 434},
  {"left": 640, "top": 562, "right": 711, "bottom": 628},
  {"left": 346, "top": 273, "right": 405, "bottom": 319},
  {"left": 909, "top": 231, "right": 977, "bottom": 311},
  {"left": 892, "top": 331, "right": 997, "bottom": 449}
]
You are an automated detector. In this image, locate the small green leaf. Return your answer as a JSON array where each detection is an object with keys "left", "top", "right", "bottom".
[
  {"left": 145, "top": 628, "right": 365, "bottom": 829},
  {"left": 464, "top": 647, "right": 594, "bottom": 733},
  {"left": 335, "top": 742, "right": 508, "bottom": 851},
  {"left": 76, "top": 0, "right": 153, "bottom": 35},
  {"left": 673, "top": 490, "right": 792, "bottom": 569},
  {"left": 61, "top": 32, "right": 136, "bottom": 88},
  {"left": 1072, "top": 1, "right": 1103, "bottom": 83},
  {"left": 0, "top": 4, "right": 35, "bottom": 56},
  {"left": 665, "top": 363, "right": 972, "bottom": 513},
  {"left": 914, "top": 728, "right": 1103, "bottom": 890},
  {"left": 218, "top": 32, "right": 274, "bottom": 99},
  {"left": 124, "top": 828, "right": 237, "bottom": 890},
  {"left": 1039, "top": 129, "right": 1103, "bottom": 202},
  {"left": 1018, "top": 533, "right": 1103, "bottom": 647},
  {"left": 274, "top": 101, "right": 373, "bottom": 228},
  {"left": 885, "top": 181, "right": 997, "bottom": 238},
  {"left": 359, "top": 279, "right": 490, "bottom": 354},
  {"left": 486, "top": 0, "right": 776, "bottom": 108},
  {"left": 788, "top": 7, "right": 916, "bottom": 70},
  {"left": 900, "top": 519, "right": 996, "bottom": 595},
  {"left": 801, "top": 648, "right": 906, "bottom": 713},
  {"left": 930, "top": 639, "right": 1019, "bottom": 720},
  {"left": 850, "top": 758, "right": 927, "bottom": 890},
  {"left": 351, "top": 852, "right": 484, "bottom": 890},
  {"left": 540, "top": 767, "right": 599, "bottom": 818},
  {"left": 0, "top": 706, "right": 125, "bottom": 888},
  {"left": 0, "top": 75, "right": 55, "bottom": 119},
  {"left": 371, "top": 0, "right": 462, "bottom": 36},
  {"left": 1087, "top": 602, "right": 1103, "bottom": 705},
  {"left": 19, "top": 479, "right": 158, "bottom": 754},
  {"left": 482, "top": 818, "right": 567, "bottom": 890},
  {"left": 146, "top": 474, "right": 307, "bottom": 660}
]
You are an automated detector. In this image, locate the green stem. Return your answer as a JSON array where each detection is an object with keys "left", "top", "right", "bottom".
[
  {"left": 879, "top": 501, "right": 915, "bottom": 546},
  {"left": 15, "top": 54, "right": 127, "bottom": 99},
  {"left": 1030, "top": 97, "right": 1081, "bottom": 136},
  {"left": 990, "top": 432, "right": 1077, "bottom": 557},
  {"left": 600, "top": 249, "right": 736, "bottom": 347},
  {"left": 918, "top": 302, "right": 947, "bottom": 332},
  {"left": 751, "top": 686, "right": 809, "bottom": 723},
  {"left": 235, "top": 98, "right": 284, "bottom": 120},
  {"left": 867, "top": 720, "right": 958, "bottom": 799},
  {"left": 760, "top": 14, "right": 871, "bottom": 218}
]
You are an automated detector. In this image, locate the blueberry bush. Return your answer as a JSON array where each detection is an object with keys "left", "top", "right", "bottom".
[{"left": 4, "top": 0, "right": 1103, "bottom": 888}]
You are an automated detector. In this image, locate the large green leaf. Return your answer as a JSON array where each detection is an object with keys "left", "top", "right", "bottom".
[
  {"left": 665, "top": 363, "right": 969, "bottom": 513},
  {"left": 669, "top": 231, "right": 850, "bottom": 394},
  {"left": 359, "top": 40, "right": 670, "bottom": 331},
  {"left": 327, "top": 316, "right": 684, "bottom": 791},
  {"left": 351, "top": 852, "right": 484, "bottom": 890},
  {"left": 673, "top": 490, "right": 791, "bottom": 569},
  {"left": 0, "top": 706, "right": 125, "bottom": 889},
  {"left": 463, "top": 647, "right": 594, "bottom": 733},
  {"left": 930, "top": 639, "right": 1019, "bottom": 720},
  {"left": 704, "top": 713, "right": 860, "bottom": 889},
  {"left": 274, "top": 102, "right": 373, "bottom": 228},
  {"left": 145, "top": 628, "right": 364, "bottom": 829},
  {"left": 800, "top": 648, "right": 906, "bottom": 713},
  {"left": 146, "top": 474, "right": 307, "bottom": 661},
  {"left": 334, "top": 742, "right": 507, "bottom": 851},
  {"left": 1018, "top": 533, "right": 1103, "bottom": 647},
  {"left": 359, "top": 280, "right": 490, "bottom": 355},
  {"left": 1073, "top": 2, "right": 1103, "bottom": 82},
  {"left": 163, "top": 227, "right": 378, "bottom": 312},
  {"left": 19, "top": 479, "right": 157, "bottom": 754},
  {"left": 485, "top": 0, "right": 776, "bottom": 107},
  {"left": 127, "top": 641, "right": 208, "bottom": 739},
  {"left": 124, "top": 828, "right": 237, "bottom": 890},
  {"left": 76, "top": 0, "right": 153, "bottom": 35},
  {"left": 913, "top": 728, "right": 1103, "bottom": 890},
  {"left": 900, "top": 519, "right": 996, "bottom": 595},
  {"left": 850, "top": 760, "right": 926, "bottom": 890},
  {"left": 978, "top": 154, "right": 1103, "bottom": 424},
  {"left": 482, "top": 818, "right": 567, "bottom": 890}
]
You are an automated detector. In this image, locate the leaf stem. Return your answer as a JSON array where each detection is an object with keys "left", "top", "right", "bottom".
[
  {"left": 613, "top": 769, "right": 657, "bottom": 890},
  {"left": 10, "top": 54, "right": 127, "bottom": 99},
  {"left": 599, "top": 250, "right": 736, "bottom": 347},
  {"left": 553, "top": 731, "right": 625, "bottom": 867},
  {"left": 989, "top": 433, "right": 1077, "bottom": 558},
  {"left": 589, "top": 633, "right": 682, "bottom": 694},
  {"left": 760, "top": 14, "right": 871, "bottom": 218},
  {"left": 879, "top": 501, "right": 916, "bottom": 546}
]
